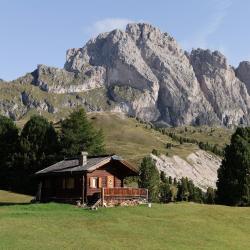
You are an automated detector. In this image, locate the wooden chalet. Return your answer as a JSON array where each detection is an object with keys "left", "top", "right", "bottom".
[{"left": 35, "top": 152, "right": 148, "bottom": 206}]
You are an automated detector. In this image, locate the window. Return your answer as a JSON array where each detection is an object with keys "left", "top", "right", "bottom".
[
  {"left": 107, "top": 176, "right": 114, "bottom": 188},
  {"left": 90, "top": 177, "right": 98, "bottom": 188},
  {"left": 90, "top": 177, "right": 102, "bottom": 188},
  {"left": 44, "top": 179, "right": 51, "bottom": 189},
  {"left": 62, "top": 177, "right": 75, "bottom": 189}
]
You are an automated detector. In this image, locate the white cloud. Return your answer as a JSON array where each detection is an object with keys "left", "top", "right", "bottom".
[
  {"left": 181, "top": 0, "right": 232, "bottom": 50},
  {"left": 86, "top": 18, "right": 135, "bottom": 37}
]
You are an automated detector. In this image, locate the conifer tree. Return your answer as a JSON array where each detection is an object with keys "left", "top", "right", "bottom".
[
  {"left": 13, "top": 115, "right": 60, "bottom": 193},
  {"left": 139, "top": 156, "right": 160, "bottom": 202},
  {"left": 217, "top": 127, "right": 250, "bottom": 206},
  {"left": 159, "top": 171, "right": 170, "bottom": 202},
  {"left": 206, "top": 187, "right": 215, "bottom": 204},
  {"left": 60, "top": 109, "right": 105, "bottom": 157},
  {"left": 0, "top": 116, "right": 19, "bottom": 189}
]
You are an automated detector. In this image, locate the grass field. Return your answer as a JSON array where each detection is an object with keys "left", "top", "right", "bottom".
[
  {"left": 0, "top": 202, "right": 249, "bottom": 250},
  {"left": 0, "top": 190, "right": 33, "bottom": 204}
]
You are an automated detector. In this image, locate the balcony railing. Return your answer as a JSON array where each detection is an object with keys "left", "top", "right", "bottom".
[{"left": 101, "top": 187, "right": 148, "bottom": 205}]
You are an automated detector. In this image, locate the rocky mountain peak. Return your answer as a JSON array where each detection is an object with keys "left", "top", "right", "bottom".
[
  {"left": 1, "top": 22, "right": 250, "bottom": 127},
  {"left": 236, "top": 61, "right": 250, "bottom": 95},
  {"left": 190, "top": 48, "right": 228, "bottom": 70}
]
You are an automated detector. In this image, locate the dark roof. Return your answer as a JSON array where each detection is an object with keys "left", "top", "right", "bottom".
[{"left": 35, "top": 155, "right": 138, "bottom": 175}]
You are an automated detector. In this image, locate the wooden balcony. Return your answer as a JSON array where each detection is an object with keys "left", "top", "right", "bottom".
[{"left": 100, "top": 187, "right": 148, "bottom": 205}]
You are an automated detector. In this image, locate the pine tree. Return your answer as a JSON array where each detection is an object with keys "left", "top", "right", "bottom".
[
  {"left": 12, "top": 115, "right": 60, "bottom": 193},
  {"left": 60, "top": 108, "right": 105, "bottom": 157},
  {"left": 160, "top": 171, "right": 167, "bottom": 183},
  {"left": 217, "top": 127, "right": 250, "bottom": 206},
  {"left": 173, "top": 178, "right": 177, "bottom": 186},
  {"left": 169, "top": 176, "right": 172, "bottom": 184},
  {"left": 177, "top": 178, "right": 190, "bottom": 201},
  {"left": 138, "top": 156, "right": 160, "bottom": 202},
  {"left": 0, "top": 116, "right": 19, "bottom": 189},
  {"left": 181, "top": 177, "right": 190, "bottom": 201},
  {"left": 187, "top": 179, "right": 195, "bottom": 201},
  {"left": 159, "top": 171, "right": 170, "bottom": 202},
  {"left": 206, "top": 187, "right": 215, "bottom": 204}
]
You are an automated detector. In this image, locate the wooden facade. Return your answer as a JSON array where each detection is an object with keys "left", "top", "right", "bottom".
[{"left": 36, "top": 154, "right": 148, "bottom": 205}]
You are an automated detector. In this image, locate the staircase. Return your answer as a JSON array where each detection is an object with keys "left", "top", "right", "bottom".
[{"left": 90, "top": 198, "right": 102, "bottom": 209}]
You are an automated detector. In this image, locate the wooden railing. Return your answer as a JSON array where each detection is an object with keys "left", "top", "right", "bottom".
[{"left": 101, "top": 187, "right": 148, "bottom": 204}]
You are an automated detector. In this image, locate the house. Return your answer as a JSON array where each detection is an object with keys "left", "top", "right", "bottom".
[{"left": 35, "top": 152, "right": 148, "bottom": 206}]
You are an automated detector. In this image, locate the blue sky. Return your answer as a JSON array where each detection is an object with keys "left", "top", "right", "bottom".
[{"left": 1, "top": 0, "right": 250, "bottom": 80}]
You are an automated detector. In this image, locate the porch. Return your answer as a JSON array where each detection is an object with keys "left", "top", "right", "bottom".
[{"left": 91, "top": 187, "right": 148, "bottom": 207}]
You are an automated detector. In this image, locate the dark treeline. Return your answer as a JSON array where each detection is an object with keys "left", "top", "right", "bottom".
[
  {"left": 138, "top": 156, "right": 215, "bottom": 204},
  {"left": 0, "top": 109, "right": 105, "bottom": 195}
]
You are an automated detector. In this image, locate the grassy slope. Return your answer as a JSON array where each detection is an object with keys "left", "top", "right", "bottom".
[
  {"left": 15, "top": 111, "right": 232, "bottom": 165},
  {"left": 165, "top": 126, "right": 232, "bottom": 149},
  {"left": 0, "top": 202, "right": 249, "bottom": 250},
  {"left": 0, "top": 190, "right": 32, "bottom": 204},
  {"left": 88, "top": 112, "right": 201, "bottom": 164}
]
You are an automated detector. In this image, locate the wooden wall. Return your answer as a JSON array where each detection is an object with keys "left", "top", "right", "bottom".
[
  {"left": 41, "top": 175, "right": 83, "bottom": 202},
  {"left": 86, "top": 162, "right": 126, "bottom": 199},
  {"left": 40, "top": 160, "right": 137, "bottom": 203}
]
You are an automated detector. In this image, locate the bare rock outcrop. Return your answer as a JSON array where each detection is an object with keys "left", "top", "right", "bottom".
[
  {"left": 236, "top": 61, "right": 250, "bottom": 95},
  {"left": 190, "top": 49, "right": 250, "bottom": 126},
  {"left": 152, "top": 150, "right": 221, "bottom": 191},
  {"left": 31, "top": 64, "right": 106, "bottom": 93}
]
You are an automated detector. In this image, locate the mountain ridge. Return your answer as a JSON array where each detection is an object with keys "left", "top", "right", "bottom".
[{"left": 1, "top": 23, "right": 250, "bottom": 127}]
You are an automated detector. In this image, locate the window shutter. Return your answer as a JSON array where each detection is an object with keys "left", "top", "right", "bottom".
[
  {"left": 98, "top": 177, "right": 102, "bottom": 188},
  {"left": 89, "top": 177, "right": 93, "bottom": 188},
  {"left": 107, "top": 176, "right": 114, "bottom": 188}
]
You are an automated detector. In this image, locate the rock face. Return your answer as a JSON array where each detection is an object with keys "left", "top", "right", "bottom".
[
  {"left": 1, "top": 23, "right": 250, "bottom": 126},
  {"left": 152, "top": 150, "right": 221, "bottom": 191},
  {"left": 236, "top": 61, "right": 250, "bottom": 95},
  {"left": 190, "top": 49, "right": 250, "bottom": 126},
  {"left": 31, "top": 64, "right": 106, "bottom": 93},
  {"left": 64, "top": 23, "right": 217, "bottom": 125}
]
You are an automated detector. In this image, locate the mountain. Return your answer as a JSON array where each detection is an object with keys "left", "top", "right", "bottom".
[{"left": 1, "top": 23, "right": 250, "bottom": 127}]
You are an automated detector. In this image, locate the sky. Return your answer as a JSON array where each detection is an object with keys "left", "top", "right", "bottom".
[{"left": 1, "top": 0, "right": 250, "bottom": 81}]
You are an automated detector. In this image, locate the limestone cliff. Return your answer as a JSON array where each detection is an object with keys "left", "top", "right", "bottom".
[
  {"left": 1, "top": 23, "right": 250, "bottom": 127},
  {"left": 152, "top": 150, "right": 221, "bottom": 191}
]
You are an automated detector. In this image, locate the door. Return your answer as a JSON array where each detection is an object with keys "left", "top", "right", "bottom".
[{"left": 107, "top": 175, "right": 114, "bottom": 188}]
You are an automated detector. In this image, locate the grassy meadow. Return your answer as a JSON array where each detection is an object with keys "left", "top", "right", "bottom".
[
  {"left": 165, "top": 126, "right": 232, "bottom": 150},
  {"left": 0, "top": 199, "right": 249, "bottom": 250},
  {"left": 88, "top": 112, "right": 205, "bottom": 163},
  {"left": 0, "top": 190, "right": 33, "bottom": 205}
]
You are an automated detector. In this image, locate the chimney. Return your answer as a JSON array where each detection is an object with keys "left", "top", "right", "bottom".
[{"left": 79, "top": 151, "right": 88, "bottom": 166}]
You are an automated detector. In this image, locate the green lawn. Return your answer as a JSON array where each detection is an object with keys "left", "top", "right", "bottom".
[{"left": 0, "top": 202, "right": 249, "bottom": 250}]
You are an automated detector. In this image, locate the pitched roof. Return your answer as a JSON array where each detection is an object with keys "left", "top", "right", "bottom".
[{"left": 35, "top": 155, "right": 138, "bottom": 175}]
